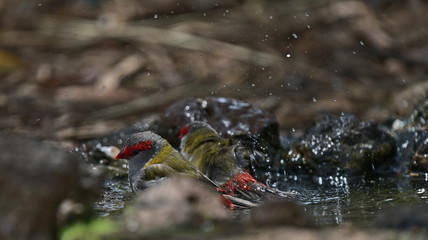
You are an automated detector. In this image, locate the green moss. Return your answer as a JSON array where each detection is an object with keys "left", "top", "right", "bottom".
[{"left": 60, "top": 218, "right": 118, "bottom": 240}]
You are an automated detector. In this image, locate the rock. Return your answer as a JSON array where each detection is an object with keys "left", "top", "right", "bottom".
[
  {"left": 123, "top": 175, "right": 231, "bottom": 234},
  {"left": 249, "top": 200, "right": 315, "bottom": 228},
  {"left": 0, "top": 134, "right": 99, "bottom": 240},
  {"left": 161, "top": 97, "right": 280, "bottom": 151},
  {"left": 411, "top": 137, "right": 428, "bottom": 173},
  {"left": 392, "top": 97, "right": 428, "bottom": 174},
  {"left": 282, "top": 113, "right": 397, "bottom": 177}
]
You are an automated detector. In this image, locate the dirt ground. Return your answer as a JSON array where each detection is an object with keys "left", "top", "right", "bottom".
[{"left": 1, "top": 0, "right": 428, "bottom": 141}]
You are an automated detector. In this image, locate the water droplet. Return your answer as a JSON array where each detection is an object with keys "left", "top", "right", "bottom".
[
  {"left": 38, "top": 3, "right": 43, "bottom": 7},
  {"left": 291, "top": 128, "right": 295, "bottom": 132},
  {"left": 251, "top": 83, "right": 255, "bottom": 87},
  {"left": 352, "top": 50, "right": 356, "bottom": 55},
  {"left": 286, "top": 53, "right": 291, "bottom": 58},
  {"left": 203, "top": 13, "right": 206, "bottom": 16},
  {"left": 154, "top": 14, "right": 158, "bottom": 19},
  {"left": 360, "top": 41, "right": 364, "bottom": 46},
  {"left": 292, "top": 33, "right": 298, "bottom": 39},
  {"left": 305, "top": 12, "right": 310, "bottom": 17},
  {"left": 312, "top": 97, "right": 317, "bottom": 102},
  {"left": 333, "top": 98, "right": 337, "bottom": 102},
  {"left": 269, "top": 16, "right": 273, "bottom": 20},
  {"left": 268, "top": 76, "right": 272, "bottom": 79},
  {"left": 146, "top": 72, "right": 151, "bottom": 76},
  {"left": 307, "top": 25, "right": 311, "bottom": 29}
]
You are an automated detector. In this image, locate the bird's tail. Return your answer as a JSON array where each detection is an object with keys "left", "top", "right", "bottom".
[
  {"left": 220, "top": 171, "right": 298, "bottom": 205},
  {"left": 196, "top": 170, "right": 261, "bottom": 209}
]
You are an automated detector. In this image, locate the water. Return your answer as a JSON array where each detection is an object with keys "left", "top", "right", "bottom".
[
  {"left": 95, "top": 174, "right": 428, "bottom": 227},
  {"left": 94, "top": 179, "right": 133, "bottom": 217},
  {"left": 286, "top": 175, "right": 428, "bottom": 227}
]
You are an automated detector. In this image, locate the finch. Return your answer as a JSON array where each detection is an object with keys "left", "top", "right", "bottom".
[
  {"left": 115, "top": 131, "right": 201, "bottom": 192},
  {"left": 179, "top": 121, "right": 296, "bottom": 202}
]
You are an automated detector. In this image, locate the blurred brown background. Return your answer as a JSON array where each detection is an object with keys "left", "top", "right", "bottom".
[{"left": 1, "top": 0, "right": 427, "bottom": 140}]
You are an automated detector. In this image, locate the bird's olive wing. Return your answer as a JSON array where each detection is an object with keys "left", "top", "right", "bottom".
[{"left": 144, "top": 164, "right": 177, "bottom": 180}]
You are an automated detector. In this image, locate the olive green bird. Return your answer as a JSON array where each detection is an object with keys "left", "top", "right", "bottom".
[
  {"left": 179, "top": 121, "right": 296, "bottom": 201},
  {"left": 115, "top": 131, "right": 202, "bottom": 192}
]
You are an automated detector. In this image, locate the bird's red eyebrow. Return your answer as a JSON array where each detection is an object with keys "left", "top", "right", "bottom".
[
  {"left": 115, "top": 140, "right": 153, "bottom": 159},
  {"left": 179, "top": 126, "right": 190, "bottom": 139}
]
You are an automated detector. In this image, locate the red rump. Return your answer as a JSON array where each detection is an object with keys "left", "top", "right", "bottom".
[
  {"left": 221, "top": 171, "right": 264, "bottom": 196},
  {"left": 115, "top": 140, "right": 153, "bottom": 159},
  {"left": 179, "top": 126, "right": 190, "bottom": 139}
]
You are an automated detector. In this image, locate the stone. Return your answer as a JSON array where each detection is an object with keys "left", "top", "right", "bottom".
[
  {"left": 123, "top": 175, "right": 230, "bottom": 233},
  {"left": 282, "top": 113, "right": 397, "bottom": 177},
  {"left": 0, "top": 134, "right": 99, "bottom": 240},
  {"left": 411, "top": 137, "right": 428, "bottom": 173},
  {"left": 161, "top": 97, "right": 280, "bottom": 150}
]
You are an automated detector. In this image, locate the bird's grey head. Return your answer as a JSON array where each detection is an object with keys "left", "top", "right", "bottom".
[{"left": 116, "top": 131, "right": 168, "bottom": 191}]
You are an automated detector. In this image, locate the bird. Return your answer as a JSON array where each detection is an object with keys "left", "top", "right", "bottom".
[
  {"left": 115, "top": 131, "right": 203, "bottom": 192},
  {"left": 115, "top": 131, "right": 259, "bottom": 209},
  {"left": 179, "top": 121, "right": 296, "bottom": 202}
]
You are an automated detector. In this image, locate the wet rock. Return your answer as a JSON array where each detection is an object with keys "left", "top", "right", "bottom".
[
  {"left": 122, "top": 175, "right": 231, "bottom": 234},
  {"left": 249, "top": 200, "right": 315, "bottom": 228},
  {"left": 161, "top": 97, "right": 280, "bottom": 151},
  {"left": 410, "top": 137, "right": 428, "bottom": 173},
  {"left": 374, "top": 205, "right": 428, "bottom": 230},
  {"left": 281, "top": 113, "right": 397, "bottom": 177},
  {"left": 0, "top": 134, "right": 99, "bottom": 240},
  {"left": 391, "top": 98, "right": 428, "bottom": 174}
]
